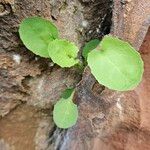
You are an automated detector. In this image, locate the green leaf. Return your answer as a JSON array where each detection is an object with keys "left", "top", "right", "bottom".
[
  {"left": 61, "top": 88, "right": 74, "bottom": 99},
  {"left": 48, "top": 39, "right": 79, "bottom": 67},
  {"left": 19, "top": 16, "right": 59, "bottom": 57},
  {"left": 53, "top": 89, "right": 78, "bottom": 129},
  {"left": 87, "top": 35, "right": 144, "bottom": 91},
  {"left": 82, "top": 39, "right": 100, "bottom": 59}
]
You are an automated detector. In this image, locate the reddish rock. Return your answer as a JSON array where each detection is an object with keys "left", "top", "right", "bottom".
[
  {"left": 0, "top": 0, "right": 150, "bottom": 149},
  {"left": 25, "top": 67, "right": 81, "bottom": 109},
  {"left": 112, "top": 0, "right": 150, "bottom": 50},
  {"left": 136, "top": 27, "right": 150, "bottom": 131},
  {"left": 0, "top": 105, "right": 54, "bottom": 150}
]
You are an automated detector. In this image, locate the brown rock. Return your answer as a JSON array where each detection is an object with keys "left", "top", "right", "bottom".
[
  {"left": 112, "top": 0, "right": 150, "bottom": 50},
  {"left": 25, "top": 67, "right": 81, "bottom": 109},
  {"left": 48, "top": 0, "right": 150, "bottom": 149},
  {"left": 1, "top": 0, "right": 150, "bottom": 149},
  {"left": 0, "top": 104, "right": 54, "bottom": 150},
  {"left": 136, "top": 27, "right": 150, "bottom": 132}
]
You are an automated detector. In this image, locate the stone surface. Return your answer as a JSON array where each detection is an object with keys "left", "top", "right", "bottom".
[
  {"left": 46, "top": 0, "right": 150, "bottom": 149},
  {"left": 137, "top": 27, "right": 150, "bottom": 132},
  {"left": 47, "top": 68, "right": 141, "bottom": 149},
  {"left": 0, "top": 105, "right": 53, "bottom": 150},
  {"left": 0, "top": 0, "right": 84, "bottom": 117},
  {"left": 0, "top": 0, "right": 112, "bottom": 149},
  {"left": 1, "top": 0, "right": 150, "bottom": 149},
  {"left": 112, "top": 0, "right": 150, "bottom": 50},
  {"left": 25, "top": 67, "right": 81, "bottom": 109}
]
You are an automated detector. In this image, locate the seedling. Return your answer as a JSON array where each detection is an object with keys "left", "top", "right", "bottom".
[
  {"left": 82, "top": 39, "right": 100, "bottom": 59},
  {"left": 19, "top": 17, "right": 59, "bottom": 57},
  {"left": 48, "top": 39, "right": 79, "bottom": 67},
  {"left": 87, "top": 36, "right": 143, "bottom": 91},
  {"left": 53, "top": 88, "right": 78, "bottom": 129},
  {"left": 19, "top": 16, "right": 144, "bottom": 129}
]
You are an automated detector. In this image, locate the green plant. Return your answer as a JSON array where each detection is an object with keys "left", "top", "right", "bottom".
[
  {"left": 87, "top": 36, "right": 143, "bottom": 91},
  {"left": 19, "top": 16, "right": 144, "bottom": 129},
  {"left": 19, "top": 17, "right": 59, "bottom": 57},
  {"left": 82, "top": 39, "right": 100, "bottom": 59},
  {"left": 48, "top": 39, "right": 79, "bottom": 67},
  {"left": 53, "top": 88, "right": 78, "bottom": 129},
  {"left": 19, "top": 17, "right": 79, "bottom": 67}
]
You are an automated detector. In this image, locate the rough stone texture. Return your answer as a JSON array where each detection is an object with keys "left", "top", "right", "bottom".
[
  {"left": 0, "top": 0, "right": 112, "bottom": 149},
  {"left": 0, "top": 51, "right": 43, "bottom": 116},
  {"left": 0, "top": 104, "right": 54, "bottom": 150},
  {"left": 46, "top": 68, "right": 142, "bottom": 150},
  {"left": 137, "top": 27, "right": 150, "bottom": 132},
  {"left": 25, "top": 67, "right": 81, "bottom": 109},
  {"left": 0, "top": 0, "right": 84, "bottom": 117},
  {"left": 1, "top": 0, "right": 150, "bottom": 149},
  {"left": 46, "top": 0, "right": 150, "bottom": 149},
  {"left": 112, "top": 0, "right": 150, "bottom": 50},
  {"left": 88, "top": 0, "right": 150, "bottom": 149},
  {"left": 79, "top": 0, "right": 112, "bottom": 41}
]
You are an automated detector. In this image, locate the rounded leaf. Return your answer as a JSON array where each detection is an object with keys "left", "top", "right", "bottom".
[
  {"left": 48, "top": 39, "right": 79, "bottom": 67},
  {"left": 53, "top": 89, "right": 78, "bottom": 129},
  {"left": 87, "top": 35, "right": 144, "bottom": 91},
  {"left": 19, "top": 16, "right": 59, "bottom": 57}
]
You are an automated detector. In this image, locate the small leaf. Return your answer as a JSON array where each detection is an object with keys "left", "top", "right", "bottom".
[
  {"left": 48, "top": 39, "right": 79, "bottom": 67},
  {"left": 53, "top": 89, "right": 78, "bottom": 129},
  {"left": 19, "top": 16, "right": 59, "bottom": 57},
  {"left": 87, "top": 35, "right": 144, "bottom": 91},
  {"left": 82, "top": 39, "right": 100, "bottom": 59},
  {"left": 61, "top": 88, "right": 74, "bottom": 99}
]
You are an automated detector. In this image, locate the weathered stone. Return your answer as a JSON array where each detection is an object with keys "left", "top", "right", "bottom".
[
  {"left": 112, "top": 0, "right": 150, "bottom": 50},
  {"left": 47, "top": 67, "right": 141, "bottom": 149},
  {"left": 2, "top": 0, "right": 150, "bottom": 150},
  {"left": 0, "top": 139, "right": 13, "bottom": 150},
  {"left": 136, "top": 27, "right": 150, "bottom": 132},
  {"left": 0, "top": 0, "right": 84, "bottom": 116},
  {"left": 47, "top": 0, "right": 150, "bottom": 149},
  {"left": 25, "top": 67, "right": 81, "bottom": 109},
  {"left": 0, "top": 105, "right": 54, "bottom": 150}
]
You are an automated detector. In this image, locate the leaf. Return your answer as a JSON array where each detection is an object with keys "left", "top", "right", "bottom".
[
  {"left": 82, "top": 39, "right": 100, "bottom": 59},
  {"left": 48, "top": 39, "right": 79, "bottom": 67},
  {"left": 61, "top": 88, "right": 74, "bottom": 99},
  {"left": 19, "top": 16, "right": 59, "bottom": 57},
  {"left": 53, "top": 89, "right": 78, "bottom": 129},
  {"left": 87, "top": 35, "right": 144, "bottom": 91}
]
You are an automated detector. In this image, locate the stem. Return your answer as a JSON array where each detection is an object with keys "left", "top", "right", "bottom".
[{"left": 76, "top": 60, "right": 84, "bottom": 72}]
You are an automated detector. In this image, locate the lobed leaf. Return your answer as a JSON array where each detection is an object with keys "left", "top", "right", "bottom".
[
  {"left": 19, "top": 16, "right": 59, "bottom": 57},
  {"left": 87, "top": 35, "right": 144, "bottom": 91}
]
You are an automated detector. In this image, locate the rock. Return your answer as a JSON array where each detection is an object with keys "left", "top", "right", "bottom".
[
  {"left": 2, "top": 0, "right": 150, "bottom": 149},
  {"left": 136, "top": 27, "right": 150, "bottom": 132},
  {"left": 0, "top": 0, "right": 84, "bottom": 116},
  {"left": 0, "top": 105, "right": 54, "bottom": 150},
  {"left": 46, "top": 1, "right": 150, "bottom": 149},
  {"left": 112, "top": 0, "right": 150, "bottom": 50},
  {"left": 47, "top": 67, "right": 141, "bottom": 149},
  {"left": 25, "top": 67, "right": 81, "bottom": 109},
  {"left": 35, "top": 118, "right": 54, "bottom": 150},
  {"left": 0, "top": 139, "right": 13, "bottom": 150}
]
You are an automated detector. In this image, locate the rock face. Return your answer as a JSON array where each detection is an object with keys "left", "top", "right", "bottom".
[
  {"left": 0, "top": 0, "right": 150, "bottom": 150},
  {"left": 112, "top": 0, "right": 150, "bottom": 50}
]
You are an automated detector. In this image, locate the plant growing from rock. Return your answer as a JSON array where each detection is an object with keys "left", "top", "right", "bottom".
[{"left": 19, "top": 16, "right": 144, "bottom": 129}]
